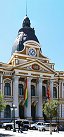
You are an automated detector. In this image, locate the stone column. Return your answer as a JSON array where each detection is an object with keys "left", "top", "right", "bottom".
[
  {"left": 24, "top": 77, "right": 31, "bottom": 119},
  {"left": 62, "top": 81, "right": 64, "bottom": 98},
  {"left": 13, "top": 76, "right": 19, "bottom": 118},
  {"left": 11, "top": 80, "right": 13, "bottom": 96},
  {"left": 59, "top": 80, "right": 61, "bottom": 98},
  {"left": 61, "top": 81, "right": 64, "bottom": 118},
  {"left": 62, "top": 81, "right": 63, "bottom": 98},
  {"left": 1, "top": 75, "right": 4, "bottom": 118},
  {"left": 0, "top": 75, "right": 3, "bottom": 94},
  {"left": 57, "top": 80, "right": 61, "bottom": 98},
  {"left": 50, "top": 79, "right": 54, "bottom": 99},
  {"left": 62, "top": 104, "right": 64, "bottom": 118},
  {"left": 36, "top": 77, "right": 42, "bottom": 118}
]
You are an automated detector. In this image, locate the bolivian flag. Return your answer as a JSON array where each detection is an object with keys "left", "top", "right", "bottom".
[
  {"left": 24, "top": 78, "right": 28, "bottom": 107},
  {"left": 47, "top": 84, "right": 50, "bottom": 100}
]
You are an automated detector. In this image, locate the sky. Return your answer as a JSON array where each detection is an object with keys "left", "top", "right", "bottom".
[{"left": 0, "top": 0, "right": 64, "bottom": 71}]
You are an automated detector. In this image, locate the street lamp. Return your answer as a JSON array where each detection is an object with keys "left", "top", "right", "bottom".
[{"left": 11, "top": 104, "right": 17, "bottom": 132}]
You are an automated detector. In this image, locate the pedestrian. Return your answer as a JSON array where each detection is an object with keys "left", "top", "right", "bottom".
[
  {"left": 20, "top": 121, "right": 23, "bottom": 133},
  {"left": 18, "top": 121, "right": 21, "bottom": 133},
  {"left": 56, "top": 125, "right": 59, "bottom": 133}
]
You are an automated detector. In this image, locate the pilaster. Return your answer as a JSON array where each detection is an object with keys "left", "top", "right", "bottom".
[
  {"left": 50, "top": 79, "right": 54, "bottom": 99},
  {"left": 13, "top": 76, "right": 19, "bottom": 118},
  {"left": 0, "top": 75, "right": 3, "bottom": 94},
  {"left": 36, "top": 77, "right": 43, "bottom": 118}
]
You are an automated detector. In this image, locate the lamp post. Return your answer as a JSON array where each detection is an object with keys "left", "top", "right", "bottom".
[{"left": 11, "top": 104, "right": 17, "bottom": 132}]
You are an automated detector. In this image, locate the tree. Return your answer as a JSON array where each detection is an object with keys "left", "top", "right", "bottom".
[
  {"left": 43, "top": 99, "right": 59, "bottom": 134},
  {"left": 0, "top": 93, "right": 6, "bottom": 112}
]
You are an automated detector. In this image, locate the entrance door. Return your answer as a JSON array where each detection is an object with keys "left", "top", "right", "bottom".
[
  {"left": 31, "top": 104, "right": 36, "bottom": 121},
  {"left": 19, "top": 103, "right": 24, "bottom": 119}
]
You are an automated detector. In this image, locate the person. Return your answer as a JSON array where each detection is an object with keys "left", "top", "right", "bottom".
[
  {"left": 56, "top": 125, "right": 59, "bottom": 133},
  {"left": 18, "top": 121, "right": 21, "bottom": 133},
  {"left": 20, "top": 121, "right": 23, "bottom": 133},
  {"left": 17, "top": 120, "right": 23, "bottom": 133},
  {"left": 57, "top": 125, "right": 59, "bottom": 133}
]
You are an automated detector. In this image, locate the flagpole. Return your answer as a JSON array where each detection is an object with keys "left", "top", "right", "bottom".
[{"left": 26, "top": 0, "right": 27, "bottom": 16}]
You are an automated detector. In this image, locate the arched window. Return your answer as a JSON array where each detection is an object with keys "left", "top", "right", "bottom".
[
  {"left": 42, "top": 86, "right": 46, "bottom": 97},
  {"left": 4, "top": 83, "right": 11, "bottom": 96},
  {"left": 4, "top": 105, "right": 11, "bottom": 118},
  {"left": 19, "top": 84, "right": 23, "bottom": 95},
  {"left": 53, "top": 87, "right": 57, "bottom": 98},
  {"left": 31, "top": 85, "right": 35, "bottom": 96}
]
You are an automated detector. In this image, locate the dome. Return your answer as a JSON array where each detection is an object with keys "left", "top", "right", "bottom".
[{"left": 11, "top": 16, "right": 39, "bottom": 55}]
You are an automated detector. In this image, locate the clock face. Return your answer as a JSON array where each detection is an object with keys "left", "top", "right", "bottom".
[{"left": 28, "top": 48, "right": 36, "bottom": 56}]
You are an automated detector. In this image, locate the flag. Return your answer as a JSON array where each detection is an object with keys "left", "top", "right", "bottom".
[
  {"left": 24, "top": 78, "right": 28, "bottom": 107},
  {"left": 46, "top": 84, "right": 50, "bottom": 99}
]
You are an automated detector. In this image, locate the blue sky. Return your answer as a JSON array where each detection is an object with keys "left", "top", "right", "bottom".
[{"left": 0, "top": 0, "right": 64, "bottom": 71}]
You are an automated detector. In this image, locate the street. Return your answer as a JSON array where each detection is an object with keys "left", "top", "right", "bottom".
[{"left": 0, "top": 129, "right": 64, "bottom": 137}]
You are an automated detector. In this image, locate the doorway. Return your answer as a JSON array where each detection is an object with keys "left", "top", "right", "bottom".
[
  {"left": 19, "top": 103, "right": 24, "bottom": 119},
  {"left": 31, "top": 104, "right": 36, "bottom": 121}
]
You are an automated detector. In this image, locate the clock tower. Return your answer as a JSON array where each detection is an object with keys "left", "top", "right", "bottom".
[{"left": 11, "top": 15, "right": 40, "bottom": 56}]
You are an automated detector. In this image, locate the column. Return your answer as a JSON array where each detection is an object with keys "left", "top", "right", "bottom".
[
  {"left": 0, "top": 75, "right": 4, "bottom": 119},
  {"left": 13, "top": 76, "right": 19, "bottom": 118},
  {"left": 11, "top": 80, "right": 13, "bottom": 96},
  {"left": 36, "top": 77, "right": 42, "bottom": 118},
  {"left": 0, "top": 75, "right": 3, "bottom": 94},
  {"left": 61, "top": 81, "right": 64, "bottom": 118},
  {"left": 59, "top": 80, "right": 61, "bottom": 98},
  {"left": 62, "top": 81, "right": 64, "bottom": 98},
  {"left": 62, "top": 104, "right": 64, "bottom": 118},
  {"left": 50, "top": 79, "right": 54, "bottom": 99},
  {"left": 24, "top": 77, "right": 31, "bottom": 119}
]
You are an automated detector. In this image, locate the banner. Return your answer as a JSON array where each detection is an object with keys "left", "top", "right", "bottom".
[{"left": 47, "top": 84, "right": 50, "bottom": 99}]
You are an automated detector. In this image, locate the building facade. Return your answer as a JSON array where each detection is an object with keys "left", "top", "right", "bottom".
[{"left": 0, "top": 16, "right": 64, "bottom": 122}]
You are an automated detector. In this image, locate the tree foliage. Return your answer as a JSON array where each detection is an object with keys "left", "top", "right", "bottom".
[
  {"left": 43, "top": 99, "right": 59, "bottom": 135},
  {"left": 43, "top": 99, "right": 59, "bottom": 119},
  {"left": 0, "top": 93, "right": 6, "bottom": 111}
]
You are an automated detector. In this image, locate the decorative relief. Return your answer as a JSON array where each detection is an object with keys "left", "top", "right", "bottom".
[
  {"left": 23, "top": 64, "right": 48, "bottom": 72},
  {"left": 25, "top": 66, "right": 32, "bottom": 70},
  {"left": 4, "top": 72, "right": 12, "bottom": 76},
  {"left": 32, "top": 64, "right": 40, "bottom": 70}
]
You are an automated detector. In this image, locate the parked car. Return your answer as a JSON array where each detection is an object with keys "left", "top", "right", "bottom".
[
  {"left": 30, "top": 122, "right": 44, "bottom": 130},
  {"left": 0, "top": 119, "right": 12, "bottom": 128},
  {"left": 2, "top": 119, "right": 30, "bottom": 130},
  {"left": 59, "top": 125, "right": 64, "bottom": 131},
  {"left": 20, "top": 119, "right": 30, "bottom": 130},
  {"left": 2, "top": 122, "right": 13, "bottom": 130},
  {"left": 38, "top": 123, "right": 57, "bottom": 131}
]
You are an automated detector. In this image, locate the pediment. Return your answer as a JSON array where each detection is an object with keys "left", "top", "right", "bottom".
[{"left": 14, "top": 59, "right": 55, "bottom": 74}]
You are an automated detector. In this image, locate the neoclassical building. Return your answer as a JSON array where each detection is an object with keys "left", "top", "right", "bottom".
[{"left": 0, "top": 15, "right": 64, "bottom": 122}]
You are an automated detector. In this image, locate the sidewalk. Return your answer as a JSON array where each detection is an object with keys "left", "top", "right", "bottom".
[{"left": 0, "top": 128, "right": 64, "bottom": 137}]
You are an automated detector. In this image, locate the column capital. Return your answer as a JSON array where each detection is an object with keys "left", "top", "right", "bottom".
[
  {"left": 27, "top": 76, "right": 32, "bottom": 80},
  {"left": 13, "top": 76, "right": 20, "bottom": 81},
  {"left": 39, "top": 77, "right": 43, "bottom": 83}
]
